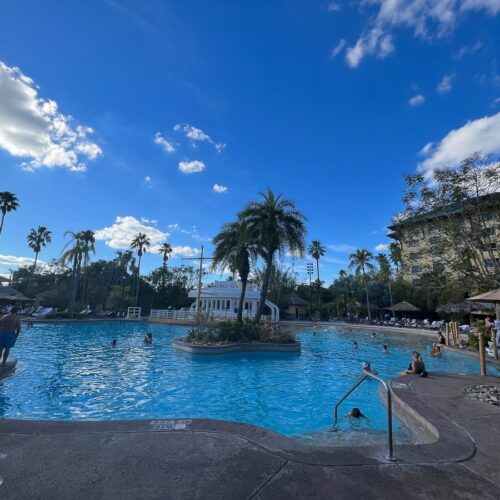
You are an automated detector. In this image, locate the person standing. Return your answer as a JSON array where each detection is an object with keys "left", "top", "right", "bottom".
[{"left": 0, "top": 306, "right": 21, "bottom": 366}]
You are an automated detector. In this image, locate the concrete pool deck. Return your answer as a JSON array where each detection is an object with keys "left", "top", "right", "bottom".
[{"left": 1, "top": 372, "right": 500, "bottom": 499}]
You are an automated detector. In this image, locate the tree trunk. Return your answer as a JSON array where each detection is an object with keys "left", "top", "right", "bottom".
[
  {"left": 237, "top": 277, "right": 248, "bottom": 323},
  {"left": 28, "top": 251, "right": 39, "bottom": 294},
  {"left": 135, "top": 254, "right": 142, "bottom": 306},
  {"left": 362, "top": 268, "right": 371, "bottom": 322},
  {"left": 254, "top": 253, "right": 274, "bottom": 324},
  {"left": 69, "top": 259, "right": 81, "bottom": 318},
  {"left": 0, "top": 212, "right": 5, "bottom": 237},
  {"left": 316, "top": 258, "right": 320, "bottom": 282},
  {"left": 388, "top": 280, "right": 393, "bottom": 306}
]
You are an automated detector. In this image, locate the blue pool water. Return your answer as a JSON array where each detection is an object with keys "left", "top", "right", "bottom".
[{"left": 0, "top": 322, "right": 496, "bottom": 440}]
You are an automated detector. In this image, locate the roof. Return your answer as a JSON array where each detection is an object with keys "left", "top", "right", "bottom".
[
  {"left": 188, "top": 281, "right": 261, "bottom": 299},
  {"left": 385, "top": 301, "right": 420, "bottom": 312},
  {"left": 286, "top": 296, "right": 309, "bottom": 306},
  {"left": 0, "top": 286, "right": 34, "bottom": 301},
  {"left": 436, "top": 301, "right": 492, "bottom": 315},
  {"left": 467, "top": 289, "right": 500, "bottom": 304},
  {"left": 388, "top": 192, "right": 500, "bottom": 232}
]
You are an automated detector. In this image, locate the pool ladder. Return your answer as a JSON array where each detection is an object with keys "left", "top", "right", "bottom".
[{"left": 332, "top": 371, "right": 396, "bottom": 461}]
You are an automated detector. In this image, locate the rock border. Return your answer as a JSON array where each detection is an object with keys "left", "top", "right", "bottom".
[{"left": 172, "top": 338, "right": 301, "bottom": 354}]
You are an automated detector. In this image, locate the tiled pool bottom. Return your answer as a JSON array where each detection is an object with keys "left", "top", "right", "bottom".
[{"left": 0, "top": 322, "right": 494, "bottom": 445}]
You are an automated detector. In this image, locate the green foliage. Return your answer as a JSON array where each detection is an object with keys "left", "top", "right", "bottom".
[
  {"left": 45, "top": 311, "right": 72, "bottom": 319},
  {"left": 186, "top": 320, "right": 296, "bottom": 344}
]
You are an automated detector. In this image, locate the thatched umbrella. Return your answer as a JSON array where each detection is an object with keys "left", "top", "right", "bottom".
[
  {"left": 436, "top": 301, "right": 491, "bottom": 316},
  {"left": 468, "top": 290, "right": 500, "bottom": 361}
]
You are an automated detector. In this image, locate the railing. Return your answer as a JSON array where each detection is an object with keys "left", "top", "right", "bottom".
[
  {"left": 149, "top": 309, "right": 256, "bottom": 321},
  {"left": 332, "top": 371, "right": 395, "bottom": 461}
]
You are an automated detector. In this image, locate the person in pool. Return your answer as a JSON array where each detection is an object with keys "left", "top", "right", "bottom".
[
  {"left": 371, "top": 332, "right": 377, "bottom": 338},
  {"left": 382, "top": 345, "right": 388, "bottom": 354},
  {"left": 353, "top": 341, "right": 358, "bottom": 349},
  {"left": 344, "top": 407, "right": 369, "bottom": 423},
  {"left": 362, "top": 362, "right": 378, "bottom": 375},
  {"left": 0, "top": 306, "right": 21, "bottom": 366},
  {"left": 111, "top": 339, "right": 117, "bottom": 347},
  {"left": 144, "top": 332, "right": 153, "bottom": 344},
  {"left": 400, "top": 351, "right": 427, "bottom": 376}
]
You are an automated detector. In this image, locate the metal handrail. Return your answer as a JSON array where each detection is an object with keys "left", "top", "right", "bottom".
[{"left": 332, "top": 371, "right": 395, "bottom": 461}]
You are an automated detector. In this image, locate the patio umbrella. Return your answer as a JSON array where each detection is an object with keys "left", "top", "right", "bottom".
[
  {"left": 467, "top": 290, "right": 500, "bottom": 361},
  {"left": 385, "top": 301, "right": 420, "bottom": 313}
]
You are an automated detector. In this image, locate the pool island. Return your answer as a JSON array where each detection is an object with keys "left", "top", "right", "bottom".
[{"left": 172, "top": 337, "right": 301, "bottom": 354}]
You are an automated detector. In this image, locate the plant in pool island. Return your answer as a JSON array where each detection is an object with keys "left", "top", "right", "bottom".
[
  {"left": 212, "top": 219, "right": 256, "bottom": 323},
  {"left": 238, "top": 188, "right": 307, "bottom": 323},
  {"left": 185, "top": 320, "right": 296, "bottom": 345}
]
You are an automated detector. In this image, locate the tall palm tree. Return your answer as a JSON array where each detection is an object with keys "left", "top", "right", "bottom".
[
  {"left": 212, "top": 220, "right": 254, "bottom": 322},
  {"left": 349, "top": 249, "right": 375, "bottom": 321},
  {"left": 0, "top": 191, "right": 20, "bottom": 238},
  {"left": 376, "top": 253, "right": 393, "bottom": 305},
  {"left": 158, "top": 242, "right": 173, "bottom": 289},
  {"left": 78, "top": 230, "right": 96, "bottom": 306},
  {"left": 61, "top": 231, "right": 85, "bottom": 317},
  {"left": 238, "top": 188, "right": 306, "bottom": 323},
  {"left": 308, "top": 240, "right": 326, "bottom": 283},
  {"left": 27, "top": 226, "right": 52, "bottom": 276},
  {"left": 388, "top": 242, "right": 401, "bottom": 273},
  {"left": 131, "top": 233, "right": 151, "bottom": 305}
]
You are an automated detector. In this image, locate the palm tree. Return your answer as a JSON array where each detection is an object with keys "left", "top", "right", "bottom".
[
  {"left": 0, "top": 191, "right": 20, "bottom": 238},
  {"left": 131, "top": 233, "right": 151, "bottom": 305},
  {"left": 376, "top": 253, "right": 393, "bottom": 305},
  {"left": 158, "top": 242, "right": 173, "bottom": 289},
  {"left": 61, "top": 231, "right": 85, "bottom": 317},
  {"left": 239, "top": 188, "right": 306, "bottom": 323},
  {"left": 78, "top": 230, "right": 96, "bottom": 306},
  {"left": 212, "top": 220, "right": 254, "bottom": 322},
  {"left": 389, "top": 242, "right": 401, "bottom": 273},
  {"left": 27, "top": 226, "right": 52, "bottom": 277},
  {"left": 349, "top": 249, "right": 375, "bottom": 321},
  {"left": 308, "top": 240, "right": 326, "bottom": 283}
]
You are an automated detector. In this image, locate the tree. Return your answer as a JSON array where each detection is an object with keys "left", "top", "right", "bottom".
[
  {"left": 158, "top": 242, "right": 173, "bottom": 289},
  {"left": 27, "top": 226, "right": 52, "bottom": 276},
  {"left": 212, "top": 220, "right": 255, "bottom": 322},
  {"left": 388, "top": 242, "right": 401, "bottom": 273},
  {"left": 131, "top": 232, "right": 151, "bottom": 305},
  {"left": 78, "top": 230, "right": 96, "bottom": 306},
  {"left": 398, "top": 154, "right": 500, "bottom": 289},
  {"left": 0, "top": 191, "right": 19, "bottom": 238},
  {"left": 308, "top": 240, "right": 326, "bottom": 283},
  {"left": 61, "top": 231, "right": 85, "bottom": 317},
  {"left": 349, "top": 249, "right": 375, "bottom": 321},
  {"left": 239, "top": 188, "right": 306, "bottom": 323},
  {"left": 376, "top": 253, "right": 393, "bottom": 305}
]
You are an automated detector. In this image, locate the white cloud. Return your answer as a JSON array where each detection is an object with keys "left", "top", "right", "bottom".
[
  {"left": 174, "top": 123, "right": 226, "bottom": 153},
  {"left": 453, "top": 41, "right": 482, "bottom": 59},
  {"left": 418, "top": 112, "right": 500, "bottom": 178},
  {"left": 327, "top": 2, "right": 341, "bottom": 12},
  {"left": 331, "top": 39, "right": 347, "bottom": 58},
  {"left": 437, "top": 74, "right": 454, "bottom": 94},
  {"left": 327, "top": 243, "right": 357, "bottom": 253},
  {"left": 0, "top": 60, "right": 102, "bottom": 172},
  {"left": 168, "top": 223, "right": 211, "bottom": 242},
  {"left": 171, "top": 245, "right": 200, "bottom": 258},
  {"left": 213, "top": 183, "right": 228, "bottom": 193},
  {"left": 144, "top": 175, "right": 152, "bottom": 182},
  {"left": 322, "top": 256, "right": 349, "bottom": 265},
  {"left": 492, "top": 97, "right": 500, "bottom": 107},
  {"left": 344, "top": 1, "right": 499, "bottom": 68},
  {"left": 0, "top": 254, "right": 44, "bottom": 268},
  {"left": 94, "top": 216, "right": 168, "bottom": 250},
  {"left": 409, "top": 94, "right": 425, "bottom": 107},
  {"left": 167, "top": 223, "right": 180, "bottom": 231},
  {"left": 154, "top": 132, "right": 176, "bottom": 153},
  {"left": 179, "top": 160, "right": 205, "bottom": 174},
  {"left": 140, "top": 217, "right": 157, "bottom": 225},
  {"left": 375, "top": 243, "right": 389, "bottom": 251}
]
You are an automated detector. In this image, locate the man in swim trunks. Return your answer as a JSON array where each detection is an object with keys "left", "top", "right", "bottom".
[{"left": 0, "top": 306, "right": 21, "bottom": 366}]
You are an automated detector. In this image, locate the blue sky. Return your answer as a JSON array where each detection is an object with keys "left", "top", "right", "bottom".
[{"left": 1, "top": 0, "right": 500, "bottom": 284}]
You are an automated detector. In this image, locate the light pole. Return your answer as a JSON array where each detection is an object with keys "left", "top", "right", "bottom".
[{"left": 307, "top": 262, "right": 314, "bottom": 318}]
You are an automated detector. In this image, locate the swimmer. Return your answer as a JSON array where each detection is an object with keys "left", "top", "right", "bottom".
[
  {"left": 353, "top": 341, "right": 358, "bottom": 349},
  {"left": 382, "top": 344, "right": 388, "bottom": 354},
  {"left": 371, "top": 332, "right": 377, "bottom": 338},
  {"left": 345, "top": 407, "right": 368, "bottom": 421},
  {"left": 111, "top": 339, "right": 117, "bottom": 347},
  {"left": 144, "top": 332, "right": 153, "bottom": 344},
  {"left": 362, "top": 362, "right": 378, "bottom": 375}
]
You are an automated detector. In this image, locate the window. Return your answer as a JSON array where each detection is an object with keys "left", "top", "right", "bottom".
[
  {"left": 411, "top": 265, "right": 423, "bottom": 274},
  {"left": 485, "top": 259, "right": 495, "bottom": 268},
  {"left": 481, "top": 213, "right": 493, "bottom": 221},
  {"left": 485, "top": 227, "right": 496, "bottom": 236},
  {"left": 412, "top": 279, "right": 422, "bottom": 287},
  {"left": 429, "top": 236, "right": 441, "bottom": 245},
  {"left": 409, "top": 253, "right": 421, "bottom": 261},
  {"left": 433, "top": 263, "right": 445, "bottom": 273},
  {"left": 408, "top": 240, "right": 419, "bottom": 248}
]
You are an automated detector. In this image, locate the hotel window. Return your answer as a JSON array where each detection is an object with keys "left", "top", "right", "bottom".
[
  {"left": 411, "top": 265, "right": 423, "bottom": 274},
  {"left": 433, "top": 263, "right": 445, "bottom": 272},
  {"left": 412, "top": 279, "right": 422, "bottom": 287},
  {"left": 408, "top": 240, "right": 419, "bottom": 247},
  {"left": 485, "top": 259, "right": 495, "bottom": 268},
  {"left": 484, "top": 227, "right": 496, "bottom": 236},
  {"left": 481, "top": 213, "right": 493, "bottom": 221},
  {"left": 409, "top": 253, "right": 421, "bottom": 261},
  {"left": 429, "top": 236, "right": 441, "bottom": 245}
]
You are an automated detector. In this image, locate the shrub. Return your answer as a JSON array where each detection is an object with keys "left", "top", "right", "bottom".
[{"left": 44, "top": 311, "right": 72, "bottom": 319}]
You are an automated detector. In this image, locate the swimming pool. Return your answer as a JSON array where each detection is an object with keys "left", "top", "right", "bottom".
[{"left": 0, "top": 322, "right": 496, "bottom": 443}]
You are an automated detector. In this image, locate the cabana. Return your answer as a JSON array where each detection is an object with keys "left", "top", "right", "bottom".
[
  {"left": 0, "top": 286, "right": 34, "bottom": 303},
  {"left": 384, "top": 301, "right": 420, "bottom": 322}
]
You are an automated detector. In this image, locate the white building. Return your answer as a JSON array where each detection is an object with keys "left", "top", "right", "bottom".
[
  {"left": 188, "top": 281, "right": 279, "bottom": 321},
  {"left": 149, "top": 281, "right": 279, "bottom": 322}
]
